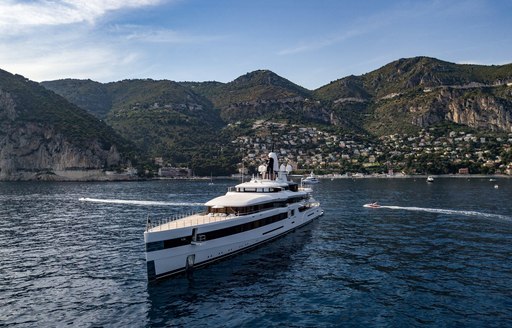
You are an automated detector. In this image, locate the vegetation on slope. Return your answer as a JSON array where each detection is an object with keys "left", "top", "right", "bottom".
[
  {"left": 37, "top": 57, "right": 512, "bottom": 175},
  {"left": 1, "top": 69, "right": 133, "bottom": 156},
  {"left": 41, "top": 79, "right": 111, "bottom": 119}
]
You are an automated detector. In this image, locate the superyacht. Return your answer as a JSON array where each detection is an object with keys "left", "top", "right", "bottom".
[{"left": 144, "top": 152, "right": 324, "bottom": 281}]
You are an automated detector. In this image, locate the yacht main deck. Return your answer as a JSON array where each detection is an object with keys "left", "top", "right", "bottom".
[{"left": 146, "top": 212, "right": 238, "bottom": 232}]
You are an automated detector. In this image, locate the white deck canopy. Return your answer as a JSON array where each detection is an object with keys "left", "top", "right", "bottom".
[{"left": 205, "top": 192, "right": 279, "bottom": 207}]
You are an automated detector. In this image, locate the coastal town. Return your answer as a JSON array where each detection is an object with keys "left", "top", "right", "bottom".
[{"left": 230, "top": 121, "right": 512, "bottom": 177}]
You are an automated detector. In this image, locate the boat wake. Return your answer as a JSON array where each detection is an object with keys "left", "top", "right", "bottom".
[
  {"left": 373, "top": 205, "right": 511, "bottom": 220},
  {"left": 79, "top": 197, "right": 203, "bottom": 207}
]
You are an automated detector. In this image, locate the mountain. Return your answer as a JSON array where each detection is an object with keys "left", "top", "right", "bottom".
[
  {"left": 0, "top": 69, "right": 135, "bottom": 181},
  {"left": 104, "top": 79, "right": 233, "bottom": 173},
  {"left": 362, "top": 57, "right": 512, "bottom": 96},
  {"left": 39, "top": 56, "right": 512, "bottom": 175},
  {"left": 181, "top": 70, "right": 343, "bottom": 133},
  {"left": 41, "top": 78, "right": 112, "bottom": 119},
  {"left": 184, "top": 58, "right": 512, "bottom": 134},
  {"left": 200, "top": 69, "right": 311, "bottom": 106},
  {"left": 44, "top": 78, "right": 234, "bottom": 175},
  {"left": 181, "top": 70, "right": 319, "bottom": 123},
  {"left": 315, "top": 57, "right": 512, "bottom": 135},
  {"left": 43, "top": 72, "right": 324, "bottom": 174}
]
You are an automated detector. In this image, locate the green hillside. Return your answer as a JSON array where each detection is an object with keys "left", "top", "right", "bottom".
[
  {"left": 41, "top": 79, "right": 111, "bottom": 119},
  {"left": 181, "top": 70, "right": 314, "bottom": 123},
  {"left": 314, "top": 57, "right": 512, "bottom": 136},
  {"left": 38, "top": 57, "right": 512, "bottom": 175},
  {"left": 316, "top": 56, "right": 512, "bottom": 100},
  {"left": 1, "top": 70, "right": 132, "bottom": 153}
]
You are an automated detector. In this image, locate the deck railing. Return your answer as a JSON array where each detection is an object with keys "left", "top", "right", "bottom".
[
  {"left": 146, "top": 210, "right": 202, "bottom": 231},
  {"left": 145, "top": 211, "right": 244, "bottom": 232},
  {"left": 145, "top": 200, "right": 320, "bottom": 232}
]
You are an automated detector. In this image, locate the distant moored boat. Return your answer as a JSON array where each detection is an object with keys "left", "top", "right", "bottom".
[{"left": 302, "top": 171, "right": 319, "bottom": 184}]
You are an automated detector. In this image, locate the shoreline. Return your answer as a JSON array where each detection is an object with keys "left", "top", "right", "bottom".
[
  {"left": 1, "top": 173, "right": 510, "bottom": 182},
  {"left": 317, "top": 173, "right": 512, "bottom": 179}
]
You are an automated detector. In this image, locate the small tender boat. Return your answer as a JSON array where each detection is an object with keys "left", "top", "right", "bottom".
[
  {"left": 303, "top": 171, "right": 319, "bottom": 184},
  {"left": 426, "top": 176, "right": 434, "bottom": 183},
  {"left": 363, "top": 202, "right": 381, "bottom": 208}
]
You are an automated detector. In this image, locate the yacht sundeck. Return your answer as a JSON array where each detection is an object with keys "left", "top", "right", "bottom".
[{"left": 144, "top": 152, "right": 324, "bottom": 281}]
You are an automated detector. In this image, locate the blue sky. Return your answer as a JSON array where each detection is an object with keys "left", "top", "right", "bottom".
[{"left": 1, "top": 0, "right": 511, "bottom": 89}]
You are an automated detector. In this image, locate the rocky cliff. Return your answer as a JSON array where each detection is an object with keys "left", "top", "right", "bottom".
[
  {"left": 305, "top": 58, "right": 512, "bottom": 135},
  {"left": 0, "top": 123, "right": 121, "bottom": 180},
  {"left": 365, "top": 83, "right": 512, "bottom": 135},
  {"left": 444, "top": 89, "right": 512, "bottom": 132},
  {"left": 0, "top": 69, "right": 133, "bottom": 181}
]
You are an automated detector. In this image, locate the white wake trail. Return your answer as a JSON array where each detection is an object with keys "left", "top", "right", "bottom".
[
  {"left": 79, "top": 197, "right": 203, "bottom": 207},
  {"left": 378, "top": 205, "right": 511, "bottom": 220}
]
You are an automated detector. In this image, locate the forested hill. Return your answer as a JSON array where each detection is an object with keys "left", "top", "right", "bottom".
[
  {"left": 37, "top": 56, "right": 512, "bottom": 175},
  {"left": 43, "top": 57, "right": 512, "bottom": 135},
  {"left": 315, "top": 57, "right": 512, "bottom": 135}
]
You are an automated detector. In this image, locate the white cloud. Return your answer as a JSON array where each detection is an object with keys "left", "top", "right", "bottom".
[
  {"left": 0, "top": 34, "right": 141, "bottom": 82},
  {"left": 275, "top": 3, "right": 399, "bottom": 57},
  {"left": 110, "top": 24, "right": 225, "bottom": 44},
  {"left": 0, "top": 0, "right": 163, "bottom": 32},
  {"left": 277, "top": 29, "right": 362, "bottom": 56},
  {"left": 0, "top": 0, "right": 186, "bottom": 82}
]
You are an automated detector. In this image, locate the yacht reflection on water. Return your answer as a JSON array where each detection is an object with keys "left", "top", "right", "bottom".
[{"left": 146, "top": 222, "right": 318, "bottom": 324}]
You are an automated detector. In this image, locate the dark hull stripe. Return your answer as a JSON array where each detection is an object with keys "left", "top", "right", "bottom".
[
  {"left": 146, "top": 211, "right": 289, "bottom": 252},
  {"left": 262, "top": 225, "right": 284, "bottom": 235},
  {"left": 149, "top": 211, "right": 323, "bottom": 281}
]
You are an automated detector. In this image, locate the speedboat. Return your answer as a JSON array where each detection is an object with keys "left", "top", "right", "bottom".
[
  {"left": 144, "top": 152, "right": 324, "bottom": 281},
  {"left": 427, "top": 176, "right": 434, "bottom": 183},
  {"left": 302, "top": 171, "right": 319, "bottom": 184},
  {"left": 363, "top": 202, "right": 381, "bottom": 208}
]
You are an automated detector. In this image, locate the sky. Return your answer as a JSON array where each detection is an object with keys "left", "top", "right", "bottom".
[{"left": 1, "top": 0, "right": 511, "bottom": 90}]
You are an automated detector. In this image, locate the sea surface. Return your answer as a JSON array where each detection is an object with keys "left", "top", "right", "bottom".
[{"left": 1, "top": 178, "right": 512, "bottom": 327}]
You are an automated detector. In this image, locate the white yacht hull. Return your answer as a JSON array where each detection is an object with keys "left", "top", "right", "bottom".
[{"left": 145, "top": 206, "right": 323, "bottom": 281}]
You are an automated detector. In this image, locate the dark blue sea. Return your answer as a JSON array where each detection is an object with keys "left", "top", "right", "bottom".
[{"left": 1, "top": 178, "right": 512, "bottom": 327}]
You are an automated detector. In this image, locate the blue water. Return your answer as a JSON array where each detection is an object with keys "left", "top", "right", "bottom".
[{"left": 1, "top": 178, "right": 512, "bottom": 327}]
